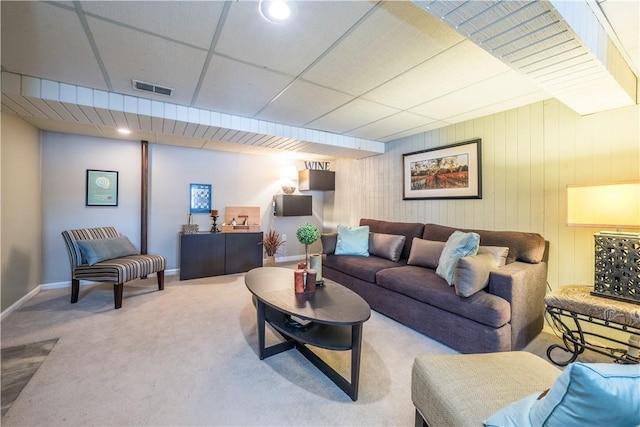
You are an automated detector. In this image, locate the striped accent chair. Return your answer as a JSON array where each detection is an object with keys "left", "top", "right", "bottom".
[{"left": 61, "top": 227, "right": 166, "bottom": 309}]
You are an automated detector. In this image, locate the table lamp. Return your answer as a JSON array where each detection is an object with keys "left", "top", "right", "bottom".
[{"left": 567, "top": 181, "right": 640, "bottom": 304}]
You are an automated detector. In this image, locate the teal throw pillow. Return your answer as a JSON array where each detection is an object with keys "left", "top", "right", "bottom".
[
  {"left": 485, "top": 362, "right": 640, "bottom": 427},
  {"left": 530, "top": 362, "right": 640, "bottom": 426},
  {"left": 334, "top": 225, "right": 370, "bottom": 256},
  {"left": 77, "top": 236, "right": 139, "bottom": 266},
  {"left": 435, "top": 231, "right": 480, "bottom": 285}
]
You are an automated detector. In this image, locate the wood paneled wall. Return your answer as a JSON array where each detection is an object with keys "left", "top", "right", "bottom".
[{"left": 329, "top": 99, "right": 639, "bottom": 290}]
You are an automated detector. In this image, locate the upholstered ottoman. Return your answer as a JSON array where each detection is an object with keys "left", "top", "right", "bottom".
[{"left": 412, "top": 351, "right": 561, "bottom": 427}]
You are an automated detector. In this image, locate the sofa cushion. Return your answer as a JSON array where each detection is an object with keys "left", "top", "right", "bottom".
[
  {"left": 376, "top": 265, "right": 510, "bottom": 328},
  {"left": 454, "top": 252, "right": 497, "bottom": 297},
  {"left": 478, "top": 246, "right": 509, "bottom": 267},
  {"left": 423, "top": 223, "right": 546, "bottom": 264},
  {"left": 324, "top": 253, "right": 403, "bottom": 283},
  {"left": 77, "top": 236, "right": 138, "bottom": 266},
  {"left": 407, "top": 238, "right": 444, "bottom": 269},
  {"left": 436, "top": 231, "right": 480, "bottom": 285},
  {"left": 369, "top": 232, "right": 406, "bottom": 262},
  {"left": 335, "top": 225, "right": 370, "bottom": 256},
  {"left": 360, "top": 219, "right": 424, "bottom": 260},
  {"left": 485, "top": 363, "right": 640, "bottom": 427}
]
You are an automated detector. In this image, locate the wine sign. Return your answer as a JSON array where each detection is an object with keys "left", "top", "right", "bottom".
[{"left": 304, "top": 161, "right": 331, "bottom": 171}]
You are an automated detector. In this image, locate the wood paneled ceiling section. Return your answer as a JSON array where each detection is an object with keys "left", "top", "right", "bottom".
[{"left": 1, "top": 1, "right": 637, "bottom": 159}]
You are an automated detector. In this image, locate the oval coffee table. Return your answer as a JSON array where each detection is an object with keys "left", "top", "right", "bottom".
[{"left": 245, "top": 266, "right": 371, "bottom": 401}]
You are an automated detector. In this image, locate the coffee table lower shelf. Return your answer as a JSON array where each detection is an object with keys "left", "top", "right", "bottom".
[{"left": 257, "top": 301, "right": 363, "bottom": 401}]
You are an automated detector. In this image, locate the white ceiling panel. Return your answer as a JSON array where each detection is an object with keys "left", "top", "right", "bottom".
[
  {"left": 215, "top": 1, "right": 376, "bottom": 76},
  {"left": 303, "top": 1, "right": 464, "bottom": 96},
  {"left": 345, "top": 111, "right": 436, "bottom": 141},
  {"left": 80, "top": 1, "right": 222, "bottom": 50},
  {"left": 409, "top": 71, "right": 546, "bottom": 120},
  {"left": 306, "top": 98, "right": 400, "bottom": 134},
  {"left": 0, "top": 2, "right": 107, "bottom": 90},
  {"left": 362, "top": 40, "right": 511, "bottom": 110},
  {"left": 87, "top": 16, "right": 208, "bottom": 105},
  {"left": 194, "top": 54, "right": 293, "bottom": 116},
  {"left": 256, "top": 80, "right": 354, "bottom": 127}
]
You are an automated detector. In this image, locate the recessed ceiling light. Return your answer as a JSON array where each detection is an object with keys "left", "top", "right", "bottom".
[
  {"left": 259, "top": 0, "right": 293, "bottom": 23},
  {"left": 117, "top": 128, "right": 131, "bottom": 135}
]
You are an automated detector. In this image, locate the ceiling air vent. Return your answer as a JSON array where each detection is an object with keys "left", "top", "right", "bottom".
[{"left": 132, "top": 79, "right": 174, "bottom": 96}]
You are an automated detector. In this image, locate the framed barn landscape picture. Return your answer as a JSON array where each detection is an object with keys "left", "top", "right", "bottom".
[{"left": 403, "top": 139, "right": 482, "bottom": 200}]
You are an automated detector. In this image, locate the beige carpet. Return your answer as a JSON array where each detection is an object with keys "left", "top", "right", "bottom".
[{"left": 0, "top": 271, "right": 604, "bottom": 426}]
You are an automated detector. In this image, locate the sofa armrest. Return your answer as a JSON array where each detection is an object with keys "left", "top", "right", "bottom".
[
  {"left": 488, "top": 261, "right": 548, "bottom": 350},
  {"left": 321, "top": 233, "right": 337, "bottom": 254}
]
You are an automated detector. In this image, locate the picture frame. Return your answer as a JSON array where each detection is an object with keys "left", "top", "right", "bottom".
[
  {"left": 190, "top": 183, "right": 212, "bottom": 213},
  {"left": 403, "top": 139, "right": 482, "bottom": 200},
  {"left": 86, "top": 169, "right": 119, "bottom": 206}
]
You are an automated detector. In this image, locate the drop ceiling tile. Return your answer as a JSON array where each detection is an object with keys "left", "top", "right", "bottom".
[
  {"left": 255, "top": 80, "right": 353, "bottom": 127},
  {"left": 378, "top": 120, "right": 451, "bottom": 142},
  {"left": 363, "top": 40, "right": 510, "bottom": 110},
  {"left": 306, "top": 98, "right": 400, "bottom": 134},
  {"left": 80, "top": 1, "right": 222, "bottom": 49},
  {"left": 303, "top": 1, "right": 464, "bottom": 96},
  {"left": 345, "top": 111, "right": 436, "bottom": 141},
  {"left": 1, "top": 2, "right": 108, "bottom": 90},
  {"left": 87, "top": 16, "right": 207, "bottom": 106},
  {"left": 409, "top": 70, "right": 544, "bottom": 120},
  {"left": 194, "top": 54, "right": 294, "bottom": 117},
  {"left": 215, "top": 1, "right": 375, "bottom": 76}
]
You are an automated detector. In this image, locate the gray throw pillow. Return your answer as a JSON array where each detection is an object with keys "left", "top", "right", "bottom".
[
  {"left": 453, "top": 252, "right": 497, "bottom": 297},
  {"left": 407, "top": 238, "right": 445, "bottom": 269},
  {"left": 369, "top": 232, "right": 406, "bottom": 262},
  {"left": 77, "top": 236, "right": 139, "bottom": 266},
  {"left": 321, "top": 233, "right": 338, "bottom": 254},
  {"left": 478, "top": 246, "right": 509, "bottom": 267}
]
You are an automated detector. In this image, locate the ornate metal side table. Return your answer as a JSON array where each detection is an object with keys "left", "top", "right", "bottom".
[{"left": 544, "top": 285, "right": 640, "bottom": 366}]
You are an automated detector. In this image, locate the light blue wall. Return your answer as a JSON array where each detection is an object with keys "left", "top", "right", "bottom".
[{"left": 41, "top": 132, "right": 325, "bottom": 284}]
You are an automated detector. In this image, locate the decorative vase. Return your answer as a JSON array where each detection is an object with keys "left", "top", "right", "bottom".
[{"left": 265, "top": 255, "right": 276, "bottom": 267}]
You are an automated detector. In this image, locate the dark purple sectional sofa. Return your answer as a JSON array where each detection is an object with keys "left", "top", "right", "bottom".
[{"left": 321, "top": 219, "right": 548, "bottom": 354}]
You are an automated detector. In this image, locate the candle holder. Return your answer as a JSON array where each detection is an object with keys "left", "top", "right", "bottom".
[{"left": 210, "top": 210, "right": 220, "bottom": 233}]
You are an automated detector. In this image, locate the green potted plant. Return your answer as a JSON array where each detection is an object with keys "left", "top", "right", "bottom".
[
  {"left": 296, "top": 223, "right": 320, "bottom": 267},
  {"left": 262, "top": 229, "right": 284, "bottom": 266}
]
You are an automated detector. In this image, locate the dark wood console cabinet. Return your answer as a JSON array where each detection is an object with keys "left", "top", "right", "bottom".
[{"left": 179, "top": 232, "right": 263, "bottom": 280}]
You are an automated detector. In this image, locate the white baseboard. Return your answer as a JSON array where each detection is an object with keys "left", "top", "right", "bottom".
[
  {"left": 1, "top": 286, "right": 41, "bottom": 321},
  {"left": 273, "top": 255, "right": 306, "bottom": 263},
  {"left": 1, "top": 269, "right": 179, "bottom": 321}
]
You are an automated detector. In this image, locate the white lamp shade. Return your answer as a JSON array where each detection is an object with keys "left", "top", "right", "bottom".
[{"left": 567, "top": 181, "right": 640, "bottom": 229}]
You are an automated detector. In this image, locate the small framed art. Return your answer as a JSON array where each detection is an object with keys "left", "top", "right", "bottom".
[
  {"left": 190, "top": 183, "right": 212, "bottom": 213},
  {"left": 86, "top": 169, "right": 119, "bottom": 206},
  {"left": 403, "top": 139, "right": 482, "bottom": 200}
]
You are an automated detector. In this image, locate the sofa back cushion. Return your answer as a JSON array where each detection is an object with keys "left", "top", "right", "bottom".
[
  {"left": 360, "top": 219, "right": 425, "bottom": 260},
  {"left": 423, "top": 223, "right": 546, "bottom": 264}
]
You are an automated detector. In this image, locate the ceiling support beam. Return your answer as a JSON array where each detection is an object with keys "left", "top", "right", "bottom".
[
  {"left": 415, "top": 0, "right": 637, "bottom": 115},
  {"left": 0, "top": 71, "right": 385, "bottom": 159}
]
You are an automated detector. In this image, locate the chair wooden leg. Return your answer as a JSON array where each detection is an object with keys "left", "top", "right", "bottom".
[
  {"left": 113, "top": 284, "right": 123, "bottom": 309},
  {"left": 157, "top": 270, "right": 165, "bottom": 291},
  {"left": 71, "top": 279, "right": 80, "bottom": 303}
]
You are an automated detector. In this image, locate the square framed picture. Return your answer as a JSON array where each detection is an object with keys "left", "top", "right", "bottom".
[
  {"left": 190, "top": 183, "right": 212, "bottom": 213},
  {"left": 403, "top": 139, "right": 482, "bottom": 200},
  {"left": 86, "top": 169, "right": 119, "bottom": 206}
]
